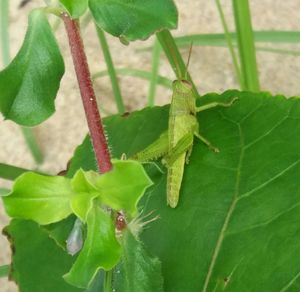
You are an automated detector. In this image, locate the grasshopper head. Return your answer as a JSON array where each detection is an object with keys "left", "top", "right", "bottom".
[{"left": 172, "top": 80, "right": 193, "bottom": 94}]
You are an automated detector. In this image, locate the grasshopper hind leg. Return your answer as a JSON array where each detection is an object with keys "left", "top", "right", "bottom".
[{"left": 131, "top": 131, "right": 169, "bottom": 161}]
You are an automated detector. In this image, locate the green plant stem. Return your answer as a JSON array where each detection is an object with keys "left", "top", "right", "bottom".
[
  {"left": 81, "top": 12, "right": 93, "bottom": 30},
  {"left": 174, "top": 34, "right": 300, "bottom": 56},
  {"left": 173, "top": 31, "right": 300, "bottom": 47},
  {"left": 141, "top": 31, "right": 300, "bottom": 56},
  {"left": 0, "top": 0, "right": 43, "bottom": 164},
  {"left": 232, "top": 0, "right": 260, "bottom": 91},
  {"left": 104, "top": 269, "right": 112, "bottom": 292},
  {"left": 147, "top": 38, "right": 161, "bottom": 106},
  {"left": 256, "top": 46, "right": 300, "bottom": 56},
  {"left": 95, "top": 26, "right": 125, "bottom": 114},
  {"left": 21, "top": 128, "right": 43, "bottom": 164},
  {"left": 156, "top": 30, "right": 198, "bottom": 96},
  {"left": 62, "top": 13, "right": 112, "bottom": 173},
  {"left": 0, "top": 188, "right": 9, "bottom": 196},
  {"left": 0, "top": 265, "right": 9, "bottom": 278},
  {"left": 215, "top": 0, "right": 243, "bottom": 88},
  {"left": 93, "top": 68, "right": 172, "bottom": 89}
]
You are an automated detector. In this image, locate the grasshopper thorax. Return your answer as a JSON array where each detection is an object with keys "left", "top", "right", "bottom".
[{"left": 171, "top": 79, "right": 196, "bottom": 116}]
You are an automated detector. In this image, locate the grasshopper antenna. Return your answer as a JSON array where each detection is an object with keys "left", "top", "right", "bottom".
[{"left": 184, "top": 42, "right": 193, "bottom": 80}]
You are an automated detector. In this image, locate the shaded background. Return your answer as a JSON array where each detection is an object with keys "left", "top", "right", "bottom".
[{"left": 1, "top": 0, "right": 300, "bottom": 290}]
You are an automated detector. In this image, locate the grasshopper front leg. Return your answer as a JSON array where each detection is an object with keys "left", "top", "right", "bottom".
[{"left": 195, "top": 97, "right": 238, "bottom": 112}]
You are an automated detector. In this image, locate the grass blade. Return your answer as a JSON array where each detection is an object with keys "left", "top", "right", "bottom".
[
  {"left": 0, "top": 0, "right": 9, "bottom": 65},
  {"left": 232, "top": 0, "right": 260, "bottom": 91},
  {"left": 0, "top": 163, "right": 42, "bottom": 180},
  {"left": 174, "top": 31, "right": 300, "bottom": 47},
  {"left": 0, "top": 265, "right": 9, "bottom": 278},
  {"left": 140, "top": 32, "right": 300, "bottom": 56},
  {"left": 147, "top": 38, "right": 161, "bottom": 106},
  {"left": 215, "top": 0, "right": 243, "bottom": 88},
  {"left": 156, "top": 30, "right": 198, "bottom": 96},
  {"left": 95, "top": 26, "right": 125, "bottom": 114},
  {"left": 0, "top": 188, "right": 10, "bottom": 196},
  {"left": 93, "top": 68, "right": 173, "bottom": 89},
  {"left": 21, "top": 128, "right": 43, "bottom": 164},
  {"left": 255, "top": 46, "right": 300, "bottom": 56}
]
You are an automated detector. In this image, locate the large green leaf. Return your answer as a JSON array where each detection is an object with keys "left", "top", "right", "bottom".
[
  {"left": 3, "top": 172, "right": 73, "bottom": 225},
  {"left": 89, "top": 0, "right": 178, "bottom": 42},
  {"left": 67, "top": 135, "right": 97, "bottom": 177},
  {"left": 0, "top": 9, "right": 64, "bottom": 126},
  {"left": 68, "top": 91, "right": 300, "bottom": 291},
  {"left": 113, "top": 230, "right": 164, "bottom": 292},
  {"left": 3, "top": 219, "right": 82, "bottom": 292},
  {"left": 59, "top": 0, "right": 88, "bottom": 19},
  {"left": 64, "top": 205, "right": 121, "bottom": 288}
]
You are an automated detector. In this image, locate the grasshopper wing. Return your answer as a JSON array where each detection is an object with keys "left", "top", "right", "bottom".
[{"left": 162, "top": 133, "right": 193, "bottom": 167}]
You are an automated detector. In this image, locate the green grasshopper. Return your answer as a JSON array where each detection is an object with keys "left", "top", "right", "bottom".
[{"left": 133, "top": 80, "right": 238, "bottom": 208}]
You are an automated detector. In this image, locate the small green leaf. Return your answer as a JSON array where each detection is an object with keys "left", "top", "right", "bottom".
[
  {"left": 59, "top": 0, "right": 88, "bottom": 19},
  {"left": 113, "top": 231, "right": 164, "bottom": 292},
  {"left": 89, "top": 0, "right": 178, "bottom": 42},
  {"left": 71, "top": 192, "right": 99, "bottom": 222},
  {"left": 71, "top": 169, "right": 98, "bottom": 193},
  {"left": 0, "top": 9, "right": 64, "bottom": 126},
  {"left": 70, "top": 169, "right": 100, "bottom": 222},
  {"left": 2, "top": 172, "right": 73, "bottom": 225},
  {"left": 64, "top": 205, "right": 121, "bottom": 288},
  {"left": 3, "top": 219, "right": 82, "bottom": 292},
  {"left": 96, "top": 160, "right": 153, "bottom": 217}
]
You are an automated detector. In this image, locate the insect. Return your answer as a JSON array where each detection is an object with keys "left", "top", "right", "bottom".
[{"left": 132, "top": 80, "right": 238, "bottom": 208}]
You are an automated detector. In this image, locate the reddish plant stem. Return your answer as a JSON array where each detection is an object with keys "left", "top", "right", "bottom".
[{"left": 62, "top": 13, "right": 112, "bottom": 173}]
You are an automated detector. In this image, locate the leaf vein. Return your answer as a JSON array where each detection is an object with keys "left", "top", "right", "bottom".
[
  {"left": 280, "top": 270, "right": 300, "bottom": 292},
  {"left": 226, "top": 201, "right": 300, "bottom": 236},
  {"left": 202, "top": 124, "right": 244, "bottom": 291},
  {"left": 244, "top": 114, "right": 289, "bottom": 149},
  {"left": 238, "top": 158, "right": 300, "bottom": 201}
]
